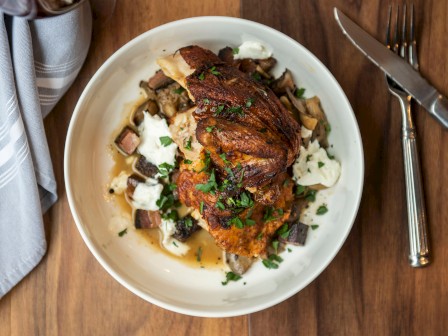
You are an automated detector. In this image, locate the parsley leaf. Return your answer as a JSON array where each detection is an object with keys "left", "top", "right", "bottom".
[
  {"left": 228, "top": 106, "right": 244, "bottom": 116},
  {"left": 214, "top": 105, "right": 225, "bottom": 116},
  {"left": 159, "top": 136, "right": 173, "bottom": 147},
  {"left": 221, "top": 271, "right": 242, "bottom": 285},
  {"left": 158, "top": 162, "right": 174, "bottom": 178},
  {"left": 195, "top": 169, "right": 218, "bottom": 194},
  {"left": 232, "top": 47, "right": 239, "bottom": 55},
  {"left": 311, "top": 224, "right": 319, "bottom": 230},
  {"left": 184, "top": 136, "right": 192, "bottom": 150},
  {"left": 196, "top": 246, "right": 202, "bottom": 262},
  {"left": 173, "top": 87, "right": 185, "bottom": 94},
  {"left": 118, "top": 228, "right": 127, "bottom": 237},
  {"left": 295, "top": 87, "right": 306, "bottom": 99},
  {"left": 206, "top": 125, "right": 215, "bottom": 132},
  {"left": 200, "top": 201, "right": 204, "bottom": 214},
  {"left": 316, "top": 204, "right": 328, "bottom": 215},
  {"left": 183, "top": 159, "right": 193, "bottom": 164},
  {"left": 198, "top": 72, "right": 205, "bottom": 80},
  {"left": 245, "top": 98, "right": 254, "bottom": 108},
  {"left": 210, "top": 66, "right": 220, "bottom": 76},
  {"left": 230, "top": 217, "right": 244, "bottom": 229},
  {"left": 318, "top": 161, "right": 325, "bottom": 168}
]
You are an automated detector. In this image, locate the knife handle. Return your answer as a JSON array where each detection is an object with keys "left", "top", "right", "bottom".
[
  {"left": 430, "top": 95, "right": 448, "bottom": 129},
  {"left": 401, "top": 97, "right": 430, "bottom": 267}
]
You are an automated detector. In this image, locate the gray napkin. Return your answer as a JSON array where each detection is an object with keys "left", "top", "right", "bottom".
[{"left": 0, "top": 2, "right": 92, "bottom": 297}]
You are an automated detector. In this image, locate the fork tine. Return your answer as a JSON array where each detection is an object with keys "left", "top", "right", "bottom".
[
  {"left": 393, "top": 5, "right": 400, "bottom": 53},
  {"left": 409, "top": 3, "right": 419, "bottom": 70},
  {"left": 386, "top": 5, "right": 392, "bottom": 48},
  {"left": 400, "top": 4, "right": 407, "bottom": 59}
]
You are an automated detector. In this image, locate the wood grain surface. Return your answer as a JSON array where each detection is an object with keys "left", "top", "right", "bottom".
[{"left": 1, "top": 0, "right": 447, "bottom": 335}]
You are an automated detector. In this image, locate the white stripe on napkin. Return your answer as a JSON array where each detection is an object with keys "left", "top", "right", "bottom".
[
  {"left": 35, "top": 68, "right": 80, "bottom": 89},
  {"left": 0, "top": 117, "right": 26, "bottom": 167}
]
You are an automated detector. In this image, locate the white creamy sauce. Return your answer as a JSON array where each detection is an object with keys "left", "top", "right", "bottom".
[
  {"left": 160, "top": 219, "right": 190, "bottom": 256},
  {"left": 130, "top": 177, "right": 163, "bottom": 211},
  {"left": 233, "top": 41, "right": 273, "bottom": 60},
  {"left": 301, "top": 126, "right": 313, "bottom": 139},
  {"left": 110, "top": 171, "right": 128, "bottom": 194},
  {"left": 293, "top": 140, "right": 341, "bottom": 187},
  {"left": 109, "top": 213, "right": 131, "bottom": 233},
  {"left": 137, "top": 112, "right": 178, "bottom": 167}
]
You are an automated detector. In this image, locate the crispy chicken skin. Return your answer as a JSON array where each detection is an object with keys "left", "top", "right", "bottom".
[{"left": 161, "top": 46, "right": 301, "bottom": 257}]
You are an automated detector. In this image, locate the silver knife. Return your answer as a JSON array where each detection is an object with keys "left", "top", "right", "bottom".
[{"left": 334, "top": 8, "right": 448, "bottom": 129}]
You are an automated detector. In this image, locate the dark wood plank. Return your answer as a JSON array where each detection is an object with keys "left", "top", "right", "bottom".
[{"left": 242, "top": 0, "right": 448, "bottom": 335}]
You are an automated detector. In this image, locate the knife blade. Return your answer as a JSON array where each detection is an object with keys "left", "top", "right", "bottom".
[{"left": 334, "top": 8, "right": 448, "bottom": 129}]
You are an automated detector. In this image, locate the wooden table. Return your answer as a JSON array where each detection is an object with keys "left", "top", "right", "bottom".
[{"left": 1, "top": 0, "right": 447, "bottom": 334}]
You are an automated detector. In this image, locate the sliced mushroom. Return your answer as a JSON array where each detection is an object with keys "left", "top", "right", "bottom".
[
  {"left": 114, "top": 126, "right": 140, "bottom": 156},
  {"left": 270, "top": 69, "right": 295, "bottom": 95},
  {"left": 147, "top": 69, "right": 174, "bottom": 90},
  {"left": 257, "top": 57, "right": 277, "bottom": 72},
  {"left": 139, "top": 81, "right": 158, "bottom": 100},
  {"left": 133, "top": 155, "right": 158, "bottom": 178},
  {"left": 172, "top": 215, "right": 201, "bottom": 242},
  {"left": 134, "top": 209, "right": 161, "bottom": 229},
  {"left": 218, "top": 46, "right": 235, "bottom": 64},
  {"left": 132, "top": 99, "right": 159, "bottom": 126},
  {"left": 305, "top": 97, "right": 330, "bottom": 148},
  {"left": 225, "top": 253, "right": 254, "bottom": 275},
  {"left": 279, "top": 222, "right": 309, "bottom": 246},
  {"left": 126, "top": 174, "right": 145, "bottom": 198},
  {"left": 287, "top": 198, "right": 308, "bottom": 223}
]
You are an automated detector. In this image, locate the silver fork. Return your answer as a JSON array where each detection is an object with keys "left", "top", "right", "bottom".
[{"left": 385, "top": 4, "right": 430, "bottom": 267}]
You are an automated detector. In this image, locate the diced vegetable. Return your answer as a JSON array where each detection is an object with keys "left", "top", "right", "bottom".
[
  {"left": 134, "top": 209, "right": 161, "bottom": 229},
  {"left": 114, "top": 126, "right": 140, "bottom": 156}
]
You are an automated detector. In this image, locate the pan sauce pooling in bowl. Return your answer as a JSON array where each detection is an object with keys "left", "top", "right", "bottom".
[{"left": 108, "top": 42, "right": 341, "bottom": 280}]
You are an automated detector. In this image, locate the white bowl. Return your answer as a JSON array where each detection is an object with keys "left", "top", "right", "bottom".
[{"left": 65, "top": 16, "right": 364, "bottom": 317}]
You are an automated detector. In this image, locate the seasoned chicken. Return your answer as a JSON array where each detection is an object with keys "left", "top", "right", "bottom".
[{"left": 159, "top": 45, "right": 301, "bottom": 257}]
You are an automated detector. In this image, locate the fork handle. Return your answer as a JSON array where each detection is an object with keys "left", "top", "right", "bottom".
[{"left": 400, "top": 98, "right": 430, "bottom": 267}]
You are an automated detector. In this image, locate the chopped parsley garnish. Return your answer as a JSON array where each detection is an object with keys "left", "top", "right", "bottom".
[
  {"left": 158, "top": 162, "right": 174, "bottom": 178},
  {"left": 162, "top": 210, "right": 179, "bottom": 221},
  {"left": 159, "top": 136, "right": 173, "bottom": 147},
  {"left": 245, "top": 98, "right": 254, "bottom": 108},
  {"left": 326, "top": 150, "right": 335, "bottom": 160},
  {"left": 283, "top": 179, "right": 290, "bottom": 187},
  {"left": 295, "top": 184, "right": 306, "bottom": 196},
  {"left": 245, "top": 218, "right": 256, "bottom": 226},
  {"left": 199, "top": 150, "right": 211, "bottom": 173},
  {"left": 157, "top": 183, "right": 179, "bottom": 211},
  {"left": 206, "top": 125, "right": 215, "bottom": 132},
  {"left": 183, "top": 159, "right": 193, "bottom": 164},
  {"left": 287, "top": 248, "right": 292, "bottom": 252},
  {"left": 262, "top": 258, "right": 279, "bottom": 269},
  {"left": 224, "top": 167, "right": 234, "bottom": 178},
  {"left": 263, "top": 207, "right": 283, "bottom": 222},
  {"left": 311, "top": 224, "right": 319, "bottom": 230},
  {"left": 305, "top": 189, "right": 317, "bottom": 202},
  {"left": 203, "top": 98, "right": 210, "bottom": 104},
  {"left": 219, "top": 153, "right": 230, "bottom": 164},
  {"left": 200, "top": 201, "right": 204, "bottom": 214},
  {"left": 196, "top": 246, "right": 202, "bottom": 262},
  {"left": 272, "top": 240, "right": 279, "bottom": 253},
  {"left": 252, "top": 72, "right": 262, "bottom": 81},
  {"left": 325, "top": 123, "right": 331, "bottom": 134},
  {"left": 316, "top": 204, "right": 328, "bottom": 215},
  {"left": 232, "top": 47, "right": 239, "bottom": 55},
  {"left": 221, "top": 271, "right": 242, "bottom": 285},
  {"left": 173, "top": 87, "right": 185, "bottom": 94},
  {"left": 214, "top": 105, "right": 225, "bottom": 116},
  {"left": 230, "top": 217, "right": 244, "bottom": 229},
  {"left": 172, "top": 241, "right": 178, "bottom": 247},
  {"left": 295, "top": 87, "right": 306, "bottom": 99},
  {"left": 215, "top": 200, "right": 226, "bottom": 210},
  {"left": 318, "top": 161, "right": 325, "bottom": 168},
  {"left": 306, "top": 154, "right": 312, "bottom": 162},
  {"left": 228, "top": 106, "right": 244, "bottom": 116},
  {"left": 256, "top": 232, "right": 263, "bottom": 240},
  {"left": 276, "top": 224, "right": 291, "bottom": 239},
  {"left": 184, "top": 217, "right": 193, "bottom": 228},
  {"left": 210, "top": 66, "right": 221, "bottom": 76},
  {"left": 195, "top": 169, "right": 218, "bottom": 194},
  {"left": 118, "top": 228, "right": 127, "bottom": 237},
  {"left": 183, "top": 136, "right": 192, "bottom": 150},
  {"left": 198, "top": 72, "right": 205, "bottom": 80}
]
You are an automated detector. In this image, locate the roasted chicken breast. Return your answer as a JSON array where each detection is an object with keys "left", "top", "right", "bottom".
[{"left": 158, "top": 45, "right": 301, "bottom": 257}]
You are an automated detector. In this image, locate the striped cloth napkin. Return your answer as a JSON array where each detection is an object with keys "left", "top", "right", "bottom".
[{"left": 0, "top": 2, "right": 91, "bottom": 296}]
